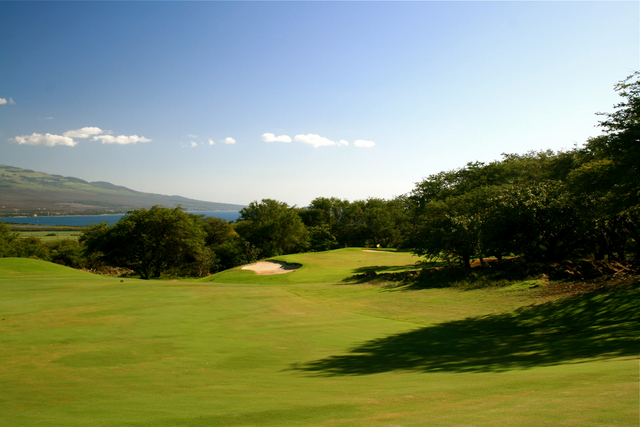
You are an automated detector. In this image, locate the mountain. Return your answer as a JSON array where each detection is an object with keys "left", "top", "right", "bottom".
[{"left": 0, "top": 165, "right": 246, "bottom": 216}]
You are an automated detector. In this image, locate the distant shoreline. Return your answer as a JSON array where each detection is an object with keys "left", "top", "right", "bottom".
[
  {"left": 0, "top": 210, "right": 241, "bottom": 227},
  {"left": 0, "top": 209, "right": 240, "bottom": 219}
]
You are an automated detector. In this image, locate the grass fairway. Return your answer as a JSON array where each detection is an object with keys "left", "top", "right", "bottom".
[
  {"left": 205, "top": 248, "right": 425, "bottom": 285},
  {"left": 1, "top": 253, "right": 638, "bottom": 426}
]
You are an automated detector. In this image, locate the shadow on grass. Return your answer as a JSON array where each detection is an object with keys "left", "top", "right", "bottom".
[
  {"left": 349, "top": 264, "right": 423, "bottom": 274},
  {"left": 342, "top": 259, "right": 546, "bottom": 290},
  {"left": 293, "top": 284, "right": 639, "bottom": 375},
  {"left": 341, "top": 261, "right": 444, "bottom": 285}
]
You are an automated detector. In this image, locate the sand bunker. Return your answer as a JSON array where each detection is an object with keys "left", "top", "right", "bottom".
[{"left": 241, "top": 261, "right": 301, "bottom": 275}]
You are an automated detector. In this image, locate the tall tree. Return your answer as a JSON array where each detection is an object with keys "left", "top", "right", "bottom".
[
  {"left": 571, "top": 72, "right": 639, "bottom": 209},
  {"left": 0, "top": 223, "right": 18, "bottom": 257},
  {"left": 568, "top": 71, "right": 640, "bottom": 258},
  {"left": 201, "top": 216, "right": 238, "bottom": 247},
  {"left": 481, "top": 182, "right": 589, "bottom": 262},
  {"left": 81, "top": 206, "right": 207, "bottom": 279},
  {"left": 235, "top": 199, "right": 309, "bottom": 257}
]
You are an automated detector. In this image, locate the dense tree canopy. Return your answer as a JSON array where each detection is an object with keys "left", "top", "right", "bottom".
[
  {"left": 235, "top": 199, "right": 309, "bottom": 258},
  {"left": 81, "top": 206, "right": 207, "bottom": 279},
  {"left": 402, "top": 72, "right": 639, "bottom": 265},
  {"left": 0, "top": 223, "right": 17, "bottom": 258}
]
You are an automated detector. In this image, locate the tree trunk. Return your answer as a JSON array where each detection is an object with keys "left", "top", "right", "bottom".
[{"left": 462, "top": 254, "right": 471, "bottom": 269}]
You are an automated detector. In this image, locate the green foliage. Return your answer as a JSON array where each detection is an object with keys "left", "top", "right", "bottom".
[
  {"left": 201, "top": 215, "right": 238, "bottom": 247},
  {"left": 567, "top": 71, "right": 640, "bottom": 258},
  {"left": 80, "top": 205, "right": 207, "bottom": 279},
  {"left": 404, "top": 72, "right": 640, "bottom": 265},
  {"left": 236, "top": 199, "right": 309, "bottom": 257},
  {"left": 362, "top": 198, "right": 404, "bottom": 247},
  {"left": 404, "top": 159, "right": 602, "bottom": 265},
  {"left": 7, "top": 236, "right": 50, "bottom": 259},
  {"left": 299, "top": 197, "right": 350, "bottom": 246},
  {"left": 211, "top": 236, "right": 260, "bottom": 272},
  {"left": 44, "top": 239, "right": 84, "bottom": 268},
  {"left": 301, "top": 196, "right": 407, "bottom": 249},
  {"left": 308, "top": 224, "right": 338, "bottom": 252},
  {"left": 299, "top": 197, "right": 350, "bottom": 228},
  {"left": 403, "top": 195, "right": 479, "bottom": 268},
  {"left": 481, "top": 182, "right": 590, "bottom": 262},
  {"left": 0, "top": 223, "right": 18, "bottom": 257}
]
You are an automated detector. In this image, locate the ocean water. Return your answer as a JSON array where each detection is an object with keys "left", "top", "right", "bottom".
[{"left": 0, "top": 210, "right": 241, "bottom": 226}]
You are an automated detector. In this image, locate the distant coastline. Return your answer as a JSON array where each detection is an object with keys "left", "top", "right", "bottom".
[{"left": 0, "top": 210, "right": 241, "bottom": 227}]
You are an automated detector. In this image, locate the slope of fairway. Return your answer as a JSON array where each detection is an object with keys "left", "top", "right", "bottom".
[
  {"left": 203, "top": 248, "right": 423, "bottom": 285},
  {"left": 0, "top": 257, "right": 102, "bottom": 278},
  {"left": 1, "top": 255, "right": 637, "bottom": 426}
]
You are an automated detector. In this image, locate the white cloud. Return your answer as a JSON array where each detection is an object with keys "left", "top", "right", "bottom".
[
  {"left": 190, "top": 141, "right": 198, "bottom": 148},
  {"left": 93, "top": 135, "right": 151, "bottom": 145},
  {"left": 0, "top": 98, "right": 15, "bottom": 105},
  {"left": 12, "top": 133, "right": 77, "bottom": 147},
  {"left": 12, "top": 126, "right": 150, "bottom": 148},
  {"left": 261, "top": 133, "right": 292, "bottom": 143},
  {"left": 63, "top": 127, "right": 104, "bottom": 138},
  {"left": 354, "top": 139, "right": 375, "bottom": 148},
  {"left": 188, "top": 134, "right": 198, "bottom": 138},
  {"left": 222, "top": 137, "right": 236, "bottom": 145},
  {"left": 294, "top": 134, "right": 342, "bottom": 148},
  {"left": 208, "top": 138, "right": 215, "bottom": 145},
  {"left": 263, "top": 133, "right": 368, "bottom": 148}
]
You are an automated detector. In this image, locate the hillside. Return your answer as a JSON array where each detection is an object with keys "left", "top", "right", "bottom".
[{"left": 0, "top": 165, "right": 245, "bottom": 215}]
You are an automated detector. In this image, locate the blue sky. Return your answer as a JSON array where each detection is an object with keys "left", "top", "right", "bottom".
[{"left": 1, "top": 1, "right": 638, "bottom": 207}]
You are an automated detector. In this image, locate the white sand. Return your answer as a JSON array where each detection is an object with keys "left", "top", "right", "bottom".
[{"left": 241, "top": 261, "right": 301, "bottom": 275}]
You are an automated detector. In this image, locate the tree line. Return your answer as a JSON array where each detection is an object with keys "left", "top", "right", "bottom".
[
  {"left": 1, "top": 72, "right": 637, "bottom": 278},
  {"left": 401, "top": 72, "right": 638, "bottom": 267}
]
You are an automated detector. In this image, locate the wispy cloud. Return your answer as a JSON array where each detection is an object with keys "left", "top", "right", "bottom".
[
  {"left": 190, "top": 141, "right": 198, "bottom": 148},
  {"left": 188, "top": 134, "right": 198, "bottom": 139},
  {"left": 0, "top": 98, "right": 15, "bottom": 105},
  {"left": 222, "top": 137, "right": 236, "bottom": 145},
  {"left": 12, "top": 133, "right": 76, "bottom": 147},
  {"left": 208, "top": 138, "right": 215, "bottom": 145},
  {"left": 93, "top": 135, "right": 151, "bottom": 145},
  {"left": 63, "top": 127, "right": 104, "bottom": 138},
  {"left": 354, "top": 139, "right": 375, "bottom": 148},
  {"left": 262, "top": 133, "right": 292, "bottom": 143}
]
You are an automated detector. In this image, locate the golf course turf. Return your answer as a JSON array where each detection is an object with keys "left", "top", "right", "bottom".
[{"left": 1, "top": 250, "right": 638, "bottom": 426}]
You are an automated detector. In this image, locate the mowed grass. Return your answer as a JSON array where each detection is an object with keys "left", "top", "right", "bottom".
[
  {"left": 16, "top": 230, "right": 82, "bottom": 242},
  {"left": 204, "top": 248, "right": 425, "bottom": 285},
  {"left": 1, "top": 253, "right": 638, "bottom": 426}
]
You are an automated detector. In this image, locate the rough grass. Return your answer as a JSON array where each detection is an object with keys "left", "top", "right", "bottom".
[
  {"left": 16, "top": 230, "right": 82, "bottom": 242},
  {"left": 1, "top": 255, "right": 637, "bottom": 426}
]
